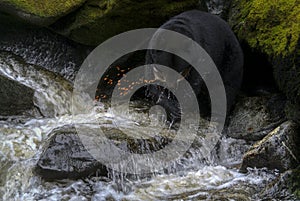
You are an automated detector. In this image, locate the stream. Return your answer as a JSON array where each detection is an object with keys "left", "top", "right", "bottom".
[{"left": 0, "top": 20, "right": 296, "bottom": 201}]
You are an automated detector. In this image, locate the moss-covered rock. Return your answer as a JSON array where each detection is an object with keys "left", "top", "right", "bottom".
[
  {"left": 0, "top": 0, "right": 204, "bottom": 45},
  {"left": 51, "top": 0, "right": 203, "bottom": 45},
  {"left": 2, "top": 0, "right": 86, "bottom": 17},
  {"left": 273, "top": 40, "right": 300, "bottom": 123},
  {"left": 0, "top": 0, "right": 86, "bottom": 25},
  {"left": 229, "top": 0, "right": 300, "bottom": 123},
  {"left": 229, "top": 0, "right": 299, "bottom": 56}
]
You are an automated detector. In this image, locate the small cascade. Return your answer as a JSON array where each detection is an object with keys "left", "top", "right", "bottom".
[{"left": 0, "top": 51, "right": 73, "bottom": 117}]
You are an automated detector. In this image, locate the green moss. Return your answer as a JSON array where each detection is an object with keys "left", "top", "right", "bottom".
[
  {"left": 231, "top": 0, "right": 300, "bottom": 57},
  {"left": 57, "top": 0, "right": 200, "bottom": 46},
  {"left": 2, "top": 0, "right": 86, "bottom": 17}
]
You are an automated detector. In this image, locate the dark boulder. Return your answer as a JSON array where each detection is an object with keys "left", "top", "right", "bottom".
[
  {"left": 0, "top": 12, "right": 90, "bottom": 81},
  {"left": 240, "top": 121, "right": 300, "bottom": 173},
  {"left": 0, "top": 0, "right": 205, "bottom": 46},
  {"left": 260, "top": 166, "right": 300, "bottom": 200},
  {"left": 226, "top": 94, "right": 286, "bottom": 141},
  {"left": 0, "top": 75, "right": 34, "bottom": 116},
  {"left": 35, "top": 124, "right": 174, "bottom": 180},
  {"left": 35, "top": 126, "right": 107, "bottom": 180}
]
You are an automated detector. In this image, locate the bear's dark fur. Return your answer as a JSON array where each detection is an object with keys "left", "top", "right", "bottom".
[{"left": 145, "top": 10, "right": 243, "bottom": 121}]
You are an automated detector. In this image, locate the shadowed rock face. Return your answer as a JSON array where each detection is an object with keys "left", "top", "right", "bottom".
[
  {"left": 260, "top": 167, "right": 300, "bottom": 200},
  {"left": 0, "top": 0, "right": 205, "bottom": 46},
  {"left": 226, "top": 94, "right": 286, "bottom": 141},
  {"left": 229, "top": 0, "right": 300, "bottom": 124},
  {"left": 240, "top": 121, "right": 300, "bottom": 173},
  {"left": 35, "top": 126, "right": 108, "bottom": 180},
  {"left": 0, "top": 12, "right": 90, "bottom": 81},
  {"left": 0, "top": 75, "right": 34, "bottom": 116}
]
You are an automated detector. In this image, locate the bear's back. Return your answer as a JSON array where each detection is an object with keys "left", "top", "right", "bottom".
[
  {"left": 161, "top": 10, "right": 242, "bottom": 70},
  {"left": 147, "top": 10, "right": 244, "bottom": 118}
]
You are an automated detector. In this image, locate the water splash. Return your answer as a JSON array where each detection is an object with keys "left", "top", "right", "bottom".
[
  {"left": 0, "top": 50, "right": 295, "bottom": 200},
  {"left": 0, "top": 51, "right": 73, "bottom": 117}
]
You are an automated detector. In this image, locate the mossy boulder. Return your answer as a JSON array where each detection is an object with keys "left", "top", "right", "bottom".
[
  {"left": 229, "top": 0, "right": 299, "bottom": 56},
  {"left": 229, "top": 0, "right": 300, "bottom": 123},
  {"left": 50, "top": 0, "right": 203, "bottom": 46},
  {"left": 0, "top": 0, "right": 86, "bottom": 25},
  {"left": 0, "top": 0, "right": 204, "bottom": 45}
]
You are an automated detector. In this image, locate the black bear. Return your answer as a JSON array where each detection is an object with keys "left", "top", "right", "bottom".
[{"left": 145, "top": 10, "right": 243, "bottom": 122}]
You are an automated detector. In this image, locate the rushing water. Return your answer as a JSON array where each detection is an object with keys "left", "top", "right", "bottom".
[
  {"left": 0, "top": 43, "right": 296, "bottom": 201},
  {"left": 0, "top": 112, "right": 280, "bottom": 200}
]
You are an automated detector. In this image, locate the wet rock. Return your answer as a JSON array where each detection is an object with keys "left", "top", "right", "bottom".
[
  {"left": 229, "top": 0, "right": 300, "bottom": 124},
  {"left": 260, "top": 166, "right": 300, "bottom": 200},
  {"left": 0, "top": 51, "right": 73, "bottom": 117},
  {"left": 226, "top": 94, "right": 286, "bottom": 141},
  {"left": 35, "top": 126, "right": 108, "bottom": 180},
  {"left": 212, "top": 137, "right": 251, "bottom": 168},
  {"left": 240, "top": 121, "right": 300, "bottom": 173},
  {"left": 0, "top": 12, "right": 90, "bottom": 81},
  {"left": 35, "top": 124, "right": 175, "bottom": 180},
  {"left": 0, "top": 75, "right": 34, "bottom": 115}
]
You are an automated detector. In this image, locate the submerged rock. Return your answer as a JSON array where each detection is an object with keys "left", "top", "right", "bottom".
[
  {"left": 212, "top": 137, "right": 251, "bottom": 168},
  {"left": 226, "top": 94, "right": 286, "bottom": 141},
  {"left": 35, "top": 126, "right": 108, "bottom": 180},
  {"left": 0, "top": 75, "right": 34, "bottom": 116},
  {"left": 240, "top": 121, "right": 300, "bottom": 173},
  {"left": 35, "top": 124, "right": 175, "bottom": 180}
]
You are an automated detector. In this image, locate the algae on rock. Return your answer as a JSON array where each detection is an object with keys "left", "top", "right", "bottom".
[
  {"left": 0, "top": 0, "right": 86, "bottom": 17},
  {"left": 0, "top": 0, "right": 203, "bottom": 45},
  {"left": 51, "top": 0, "right": 202, "bottom": 46},
  {"left": 229, "top": 0, "right": 300, "bottom": 57},
  {"left": 229, "top": 0, "right": 300, "bottom": 123}
]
